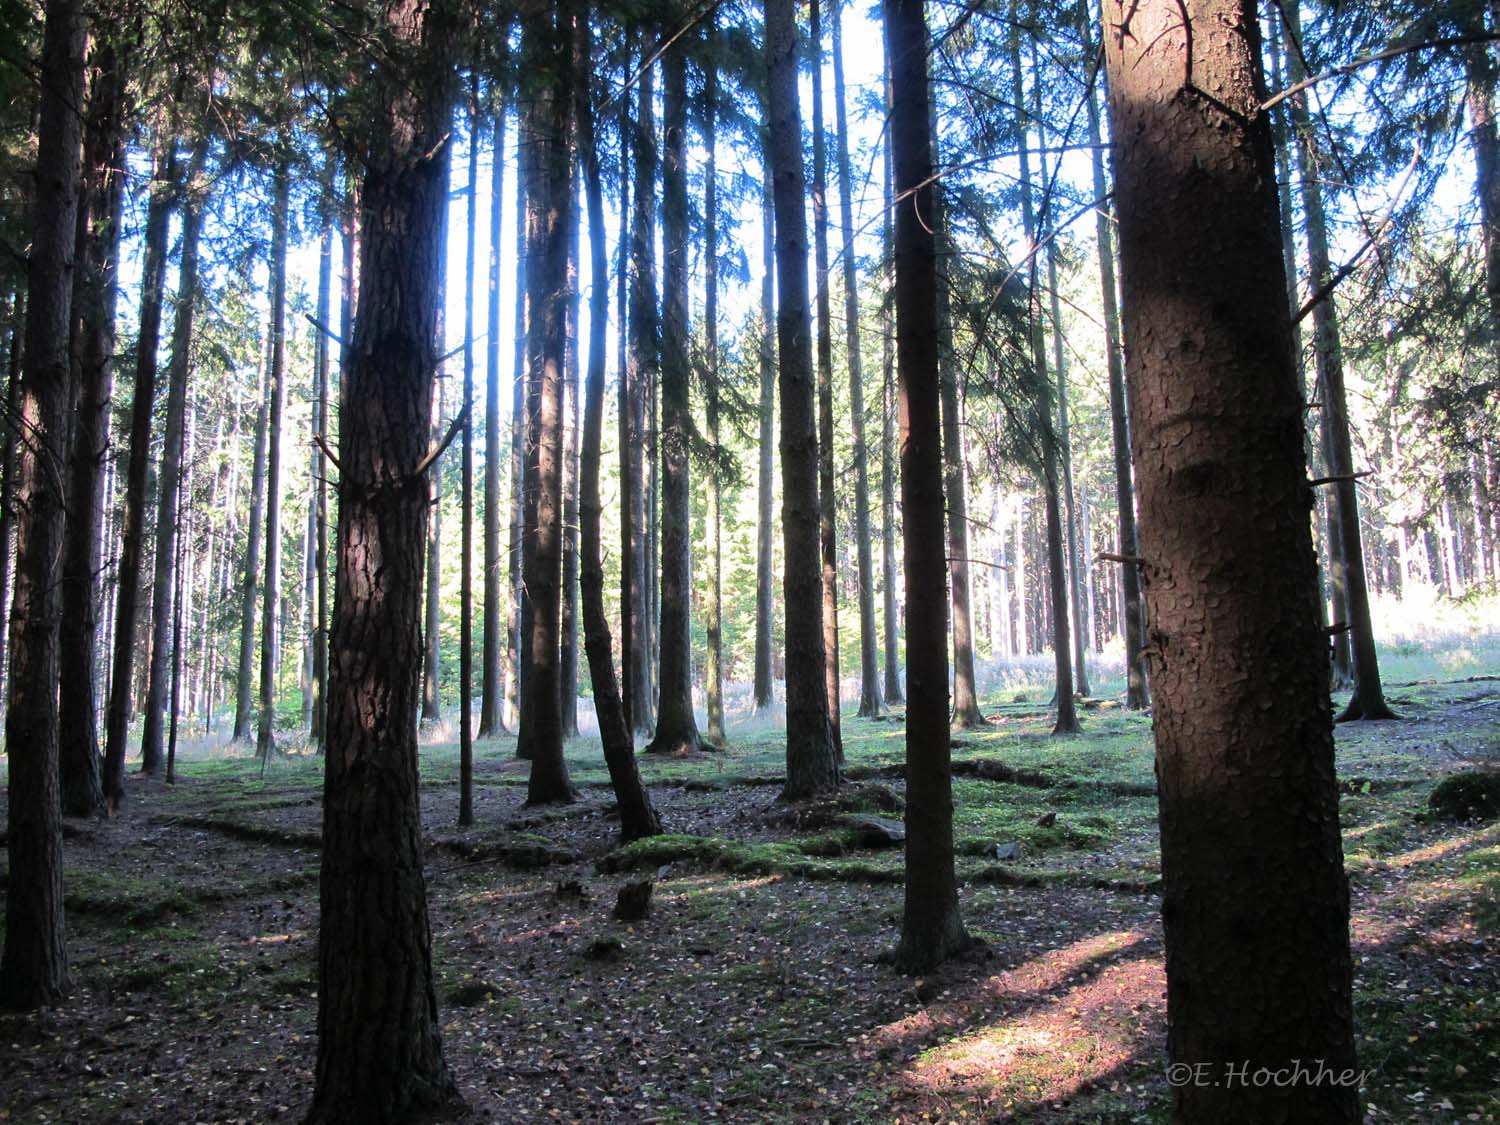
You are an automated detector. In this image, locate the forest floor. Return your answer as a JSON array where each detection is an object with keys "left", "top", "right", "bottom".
[{"left": 2, "top": 649, "right": 1499, "bottom": 1122}]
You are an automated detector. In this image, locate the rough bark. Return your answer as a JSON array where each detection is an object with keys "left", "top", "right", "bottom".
[
  {"left": 480, "top": 104, "right": 509, "bottom": 737},
  {"left": 1102, "top": 2, "right": 1361, "bottom": 1119},
  {"left": 768, "top": 0, "right": 840, "bottom": 800},
  {"left": 833, "top": 0, "right": 882, "bottom": 719},
  {"left": 306, "top": 1, "right": 461, "bottom": 1118},
  {"left": 576, "top": 27, "right": 662, "bottom": 840},
  {"left": 1, "top": 0, "right": 83, "bottom": 1010},
  {"left": 645, "top": 43, "right": 704, "bottom": 757},
  {"left": 887, "top": 0, "right": 970, "bottom": 974}
]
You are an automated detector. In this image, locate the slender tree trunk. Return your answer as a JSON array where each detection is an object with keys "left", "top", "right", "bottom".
[
  {"left": 880, "top": 54, "right": 903, "bottom": 705},
  {"left": 887, "top": 0, "right": 969, "bottom": 974},
  {"left": 233, "top": 312, "right": 271, "bottom": 742},
  {"left": 1284, "top": 0, "right": 1392, "bottom": 721},
  {"left": 423, "top": 163, "right": 450, "bottom": 726},
  {"left": 831, "top": 0, "right": 881, "bottom": 719},
  {"left": 143, "top": 139, "right": 209, "bottom": 774},
  {"left": 256, "top": 160, "right": 291, "bottom": 761},
  {"left": 310, "top": 181, "right": 333, "bottom": 747},
  {"left": 559, "top": 167, "right": 581, "bottom": 741},
  {"left": 810, "top": 0, "right": 843, "bottom": 754},
  {"left": 623, "top": 29, "right": 656, "bottom": 735},
  {"left": 752, "top": 164, "right": 777, "bottom": 712},
  {"left": 460, "top": 76, "right": 479, "bottom": 826},
  {"left": 615, "top": 73, "right": 636, "bottom": 732},
  {"left": 768, "top": 0, "right": 840, "bottom": 799},
  {"left": 0, "top": 291, "right": 23, "bottom": 735},
  {"left": 60, "top": 33, "right": 128, "bottom": 817},
  {"left": 703, "top": 34, "right": 726, "bottom": 746},
  {"left": 646, "top": 42, "right": 704, "bottom": 757},
  {"left": 104, "top": 131, "right": 178, "bottom": 800},
  {"left": 576, "top": 25, "right": 661, "bottom": 840},
  {"left": 519, "top": 8, "right": 578, "bottom": 804},
  {"left": 307, "top": 3, "right": 461, "bottom": 1114},
  {"left": 507, "top": 135, "right": 527, "bottom": 738},
  {"left": 1464, "top": 9, "right": 1500, "bottom": 381},
  {"left": 480, "top": 105, "right": 509, "bottom": 737},
  {"left": 1103, "top": 3, "right": 1360, "bottom": 1119},
  {"left": 0, "top": 0, "right": 83, "bottom": 1009}
]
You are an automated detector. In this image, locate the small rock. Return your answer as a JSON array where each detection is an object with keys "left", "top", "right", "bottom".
[
  {"left": 843, "top": 814, "right": 906, "bottom": 848},
  {"left": 613, "top": 879, "right": 654, "bottom": 921},
  {"left": 994, "top": 841, "right": 1022, "bottom": 861}
]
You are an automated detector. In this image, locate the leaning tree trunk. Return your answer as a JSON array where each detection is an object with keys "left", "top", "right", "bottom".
[
  {"left": 306, "top": 0, "right": 461, "bottom": 1119},
  {"left": 103, "top": 130, "right": 178, "bottom": 801},
  {"left": 645, "top": 43, "right": 704, "bottom": 757},
  {"left": 60, "top": 32, "right": 128, "bottom": 817},
  {"left": 480, "top": 103, "right": 509, "bottom": 737},
  {"left": 1102, "top": 2, "right": 1361, "bottom": 1121},
  {"left": 752, "top": 156, "right": 777, "bottom": 713},
  {"left": 256, "top": 159, "right": 291, "bottom": 762},
  {"left": 576, "top": 26, "right": 662, "bottom": 840},
  {"left": 768, "top": 0, "right": 840, "bottom": 800},
  {"left": 810, "top": 0, "right": 843, "bottom": 755},
  {"left": 887, "top": 0, "right": 970, "bottom": 975},
  {"left": 518, "top": 8, "right": 578, "bottom": 805},
  {"left": 1, "top": 0, "right": 83, "bottom": 1010},
  {"left": 880, "top": 53, "right": 904, "bottom": 705},
  {"left": 142, "top": 139, "right": 210, "bottom": 775},
  {"left": 833, "top": 0, "right": 882, "bottom": 719}
]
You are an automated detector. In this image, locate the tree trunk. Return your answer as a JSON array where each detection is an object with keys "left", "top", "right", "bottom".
[
  {"left": 0, "top": 0, "right": 83, "bottom": 1010},
  {"left": 518, "top": 8, "right": 578, "bottom": 805},
  {"left": 887, "top": 0, "right": 970, "bottom": 974},
  {"left": 1081, "top": 11, "right": 1148, "bottom": 708},
  {"left": 576, "top": 23, "right": 662, "bottom": 840},
  {"left": 143, "top": 138, "right": 210, "bottom": 774},
  {"left": 1102, "top": 3, "right": 1360, "bottom": 1119},
  {"left": 306, "top": 2, "right": 461, "bottom": 1118},
  {"left": 645, "top": 42, "right": 704, "bottom": 758},
  {"left": 768, "top": 0, "right": 840, "bottom": 800},
  {"left": 310, "top": 182, "right": 333, "bottom": 747},
  {"left": 1284, "top": 0, "right": 1392, "bottom": 721},
  {"left": 752, "top": 160, "right": 777, "bottom": 713},
  {"left": 0, "top": 292, "right": 25, "bottom": 735},
  {"left": 811, "top": 0, "right": 843, "bottom": 754},
  {"left": 880, "top": 53, "right": 904, "bottom": 705},
  {"left": 1464, "top": 9, "right": 1500, "bottom": 381},
  {"left": 507, "top": 135, "right": 527, "bottom": 738},
  {"left": 256, "top": 159, "right": 291, "bottom": 761},
  {"left": 233, "top": 308, "right": 271, "bottom": 742},
  {"left": 422, "top": 178, "right": 449, "bottom": 726},
  {"left": 614, "top": 75, "right": 636, "bottom": 730},
  {"left": 702, "top": 34, "right": 727, "bottom": 746},
  {"left": 480, "top": 104, "right": 508, "bottom": 737},
  {"left": 832, "top": 0, "right": 881, "bottom": 719},
  {"left": 60, "top": 32, "right": 128, "bottom": 817},
  {"left": 559, "top": 177, "right": 581, "bottom": 741},
  {"left": 460, "top": 75, "right": 480, "bottom": 826},
  {"left": 104, "top": 130, "right": 178, "bottom": 800},
  {"left": 623, "top": 28, "right": 656, "bottom": 736}
]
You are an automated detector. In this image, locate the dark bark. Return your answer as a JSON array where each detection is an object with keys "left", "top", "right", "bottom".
[
  {"left": 507, "top": 132, "right": 527, "bottom": 737},
  {"left": 104, "top": 132, "right": 178, "bottom": 800},
  {"left": 310, "top": 184, "right": 333, "bottom": 747},
  {"left": 518, "top": 7, "right": 578, "bottom": 805},
  {"left": 1466, "top": 9, "right": 1500, "bottom": 391},
  {"left": 832, "top": 0, "right": 882, "bottom": 719},
  {"left": 1, "top": 0, "right": 83, "bottom": 1010},
  {"left": 703, "top": 34, "right": 726, "bottom": 747},
  {"left": 645, "top": 43, "right": 703, "bottom": 757},
  {"left": 886, "top": 0, "right": 969, "bottom": 974},
  {"left": 481, "top": 105, "right": 509, "bottom": 738},
  {"left": 880, "top": 53, "right": 904, "bottom": 705},
  {"left": 768, "top": 0, "right": 840, "bottom": 800},
  {"left": 1102, "top": 2, "right": 1360, "bottom": 1119},
  {"left": 559, "top": 165, "right": 581, "bottom": 741},
  {"left": 1081, "top": 12, "right": 1147, "bottom": 709},
  {"left": 752, "top": 164, "right": 777, "bottom": 713},
  {"left": 143, "top": 139, "right": 210, "bottom": 774},
  {"left": 306, "top": 1, "right": 461, "bottom": 1118},
  {"left": 810, "top": 0, "right": 843, "bottom": 755},
  {"left": 60, "top": 32, "right": 128, "bottom": 817},
  {"left": 576, "top": 26, "right": 662, "bottom": 841},
  {"left": 460, "top": 77, "right": 479, "bottom": 826},
  {"left": 0, "top": 292, "right": 23, "bottom": 733},
  {"left": 615, "top": 74, "right": 635, "bottom": 731},
  {"left": 256, "top": 160, "right": 291, "bottom": 762},
  {"left": 623, "top": 28, "right": 656, "bottom": 736}
]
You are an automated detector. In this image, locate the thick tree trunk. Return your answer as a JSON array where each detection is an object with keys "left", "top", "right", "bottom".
[
  {"left": 810, "top": 0, "right": 843, "bottom": 754},
  {"left": 518, "top": 8, "right": 578, "bottom": 805},
  {"left": 306, "top": 1, "right": 460, "bottom": 1118},
  {"left": 480, "top": 106, "right": 509, "bottom": 737},
  {"left": 703, "top": 39, "right": 727, "bottom": 746},
  {"left": 768, "top": 0, "right": 840, "bottom": 800},
  {"left": 576, "top": 28, "right": 661, "bottom": 840},
  {"left": 0, "top": 0, "right": 83, "bottom": 1010},
  {"left": 60, "top": 34, "right": 128, "bottom": 817},
  {"left": 256, "top": 161, "right": 291, "bottom": 761},
  {"left": 460, "top": 77, "right": 480, "bottom": 826},
  {"left": 1284, "top": 0, "right": 1392, "bottom": 721},
  {"left": 623, "top": 29, "right": 656, "bottom": 736},
  {"left": 143, "top": 138, "right": 210, "bottom": 774},
  {"left": 752, "top": 167, "right": 777, "bottom": 713},
  {"left": 104, "top": 131, "right": 178, "bottom": 800},
  {"left": 233, "top": 310, "right": 271, "bottom": 742},
  {"left": 887, "top": 0, "right": 969, "bottom": 974},
  {"left": 880, "top": 56, "right": 903, "bottom": 705},
  {"left": 832, "top": 0, "right": 881, "bottom": 720},
  {"left": 646, "top": 43, "right": 704, "bottom": 757},
  {"left": 1102, "top": 3, "right": 1360, "bottom": 1120}
]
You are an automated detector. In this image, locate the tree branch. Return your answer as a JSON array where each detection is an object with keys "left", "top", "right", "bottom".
[{"left": 1260, "top": 34, "right": 1500, "bottom": 114}]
